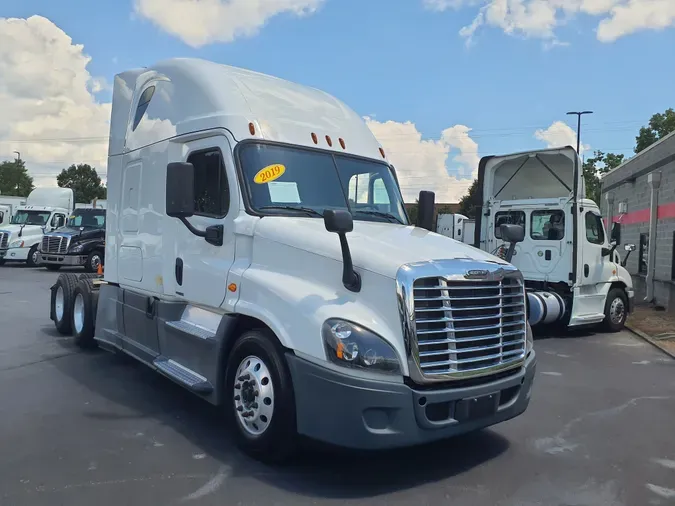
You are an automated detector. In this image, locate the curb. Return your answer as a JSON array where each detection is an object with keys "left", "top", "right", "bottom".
[{"left": 626, "top": 324, "right": 675, "bottom": 360}]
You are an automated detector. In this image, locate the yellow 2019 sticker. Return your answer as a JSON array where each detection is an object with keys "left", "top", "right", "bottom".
[{"left": 254, "top": 164, "right": 285, "bottom": 184}]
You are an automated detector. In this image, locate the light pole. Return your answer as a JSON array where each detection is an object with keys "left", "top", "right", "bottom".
[
  {"left": 566, "top": 111, "right": 593, "bottom": 155},
  {"left": 13, "top": 151, "right": 21, "bottom": 162}
]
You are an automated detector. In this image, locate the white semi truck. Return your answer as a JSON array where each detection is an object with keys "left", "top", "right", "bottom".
[
  {"left": 0, "top": 187, "right": 74, "bottom": 266},
  {"left": 436, "top": 213, "right": 475, "bottom": 244},
  {"left": 48, "top": 58, "right": 536, "bottom": 461},
  {"left": 473, "top": 147, "right": 635, "bottom": 331}
]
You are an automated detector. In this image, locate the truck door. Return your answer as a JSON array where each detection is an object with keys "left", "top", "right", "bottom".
[
  {"left": 167, "top": 135, "right": 235, "bottom": 309},
  {"left": 577, "top": 210, "right": 609, "bottom": 315}
]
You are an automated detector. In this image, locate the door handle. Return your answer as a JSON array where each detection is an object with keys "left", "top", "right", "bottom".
[
  {"left": 584, "top": 264, "right": 589, "bottom": 277},
  {"left": 175, "top": 258, "right": 184, "bottom": 286}
]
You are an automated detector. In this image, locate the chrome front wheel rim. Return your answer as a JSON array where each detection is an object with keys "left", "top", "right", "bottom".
[
  {"left": 233, "top": 355, "right": 275, "bottom": 437},
  {"left": 610, "top": 297, "right": 625, "bottom": 325}
]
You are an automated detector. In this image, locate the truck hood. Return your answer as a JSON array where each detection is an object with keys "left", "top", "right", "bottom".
[
  {"left": 48, "top": 227, "right": 104, "bottom": 240},
  {"left": 0, "top": 224, "right": 45, "bottom": 238},
  {"left": 480, "top": 146, "right": 583, "bottom": 201},
  {"left": 253, "top": 217, "right": 508, "bottom": 279}
]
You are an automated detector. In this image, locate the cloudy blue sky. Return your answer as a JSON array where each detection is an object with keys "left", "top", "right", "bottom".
[{"left": 1, "top": 0, "right": 674, "bottom": 202}]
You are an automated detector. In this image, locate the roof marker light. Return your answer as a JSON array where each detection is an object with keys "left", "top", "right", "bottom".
[
  {"left": 249, "top": 123, "right": 256, "bottom": 135},
  {"left": 379, "top": 147, "right": 386, "bottom": 158},
  {"left": 326, "top": 135, "right": 333, "bottom": 147},
  {"left": 339, "top": 138, "right": 346, "bottom": 149},
  {"left": 311, "top": 133, "right": 318, "bottom": 144}
]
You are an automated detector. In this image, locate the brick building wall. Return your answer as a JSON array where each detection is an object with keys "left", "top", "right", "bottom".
[{"left": 601, "top": 131, "right": 675, "bottom": 309}]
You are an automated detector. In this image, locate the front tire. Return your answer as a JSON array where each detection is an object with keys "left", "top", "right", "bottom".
[
  {"left": 26, "top": 245, "right": 40, "bottom": 267},
  {"left": 71, "top": 278, "right": 99, "bottom": 348},
  {"left": 225, "top": 329, "right": 297, "bottom": 463},
  {"left": 85, "top": 250, "right": 103, "bottom": 273},
  {"left": 603, "top": 288, "right": 628, "bottom": 332},
  {"left": 45, "top": 264, "right": 61, "bottom": 271},
  {"left": 50, "top": 274, "right": 79, "bottom": 335}
]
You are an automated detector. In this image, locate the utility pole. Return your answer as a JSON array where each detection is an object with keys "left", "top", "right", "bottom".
[{"left": 566, "top": 111, "right": 593, "bottom": 154}]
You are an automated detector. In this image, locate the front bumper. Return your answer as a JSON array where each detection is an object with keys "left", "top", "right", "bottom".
[
  {"left": 0, "top": 247, "right": 29, "bottom": 261},
  {"left": 40, "top": 253, "right": 87, "bottom": 266},
  {"left": 287, "top": 351, "right": 536, "bottom": 450}
]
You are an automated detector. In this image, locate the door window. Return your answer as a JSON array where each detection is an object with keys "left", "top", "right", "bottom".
[
  {"left": 188, "top": 149, "right": 229, "bottom": 218},
  {"left": 494, "top": 211, "right": 525, "bottom": 239},
  {"left": 585, "top": 212, "right": 605, "bottom": 245},
  {"left": 531, "top": 210, "right": 565, "bottom": 240}
]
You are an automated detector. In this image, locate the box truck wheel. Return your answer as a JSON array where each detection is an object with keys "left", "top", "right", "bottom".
[
  {"left": 602, "top": 288, "right": 628, "bottom": 333},
  {"left": 50, "top": 274, "right": 79, "bottom": 335},
  {"left": 26, "top": 245, "right": 40, "bottom": 267},
  {"left": 71, "top": 278, "right": 99, "bottom": 348},
  {"left": 225, "top": 329, "right": 297, "bottom": 463}
]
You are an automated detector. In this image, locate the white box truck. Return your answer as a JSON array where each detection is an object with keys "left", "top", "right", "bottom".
[
  {"left": 0, "top": 187, "right": 74, "bottom": 266},
  {"left": 48, "top": 58, "right": 536, "bottom": 461},
  {"left": 473, "top": 147, "right": 635, "bottom": 331},
  {"left": 0, "top": 195, "right": 27, "bottom": 227},
  {"left": 436, "top": 213, "right": 475, "bottom": 244}
]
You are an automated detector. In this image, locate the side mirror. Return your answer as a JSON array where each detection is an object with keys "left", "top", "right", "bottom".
[
  {"left": 166, "top": 162, "right": 223, "bottom": 247},
  {"left": 417, "top": 190, "right": 435, "bottom": 231},
  {"left": 611, "top": 222, "right": 622, "bottom": 245},
  {"left": 324, "top": 210, "right": 360, "bottom": 292},
  {"left": 625, "top": 243, "right": 636, "bottom": 252},
  {"left": 500, "top": 224, "right": 525, "bottom": 243},
  {"left": 166, "top": 162, "right": 195, "bottom": 218},
  {"left": 500, "top": 224, "right": 524, "bottom": 263},
  {"left": 324, "top": 208, "right": 354, "bottom": 234}
]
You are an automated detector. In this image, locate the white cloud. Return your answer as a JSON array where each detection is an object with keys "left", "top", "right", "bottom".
[
  {"left": 426, "top": 0, "right": 675, "bottom": 44},
  {"left": 366, "top": 118, "right": 479, "bottom": 203},
  {"left": 134, "top": 0, "right": 324, "bottom": 47},
  {"left": 535, "top": 120, "right": 589, "bottom": 153},
  {"left": 0, "top": 15, "right": 110, "bottom": 188}
]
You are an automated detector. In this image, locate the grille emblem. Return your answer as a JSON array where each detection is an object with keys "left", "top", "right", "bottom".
[{"left": 465, "top": 269, "right": 489, "bottom": 279}]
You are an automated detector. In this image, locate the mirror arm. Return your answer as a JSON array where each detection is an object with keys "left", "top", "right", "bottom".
[
  {"left": 179, "top": 216, "right": 206, "bottom": 238},
  {"left": 338, "top": 233, "right": 361, "bottom": 292},
  {"left": 178, "top": 217, "right": 223, "bottom": 247}
]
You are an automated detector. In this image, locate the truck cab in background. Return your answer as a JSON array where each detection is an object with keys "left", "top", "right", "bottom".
[
  {"left": 0, "top": 205, "right": 10, "bottom": 227},
  {"left": 40, "top": 208, "right": 106, "bottom": 272},
  {"left": 474, "top": 146, "right": 634, "bottom": 332},
  {"left": 0, "top": 188, "right": 74, "bottom": 267}
]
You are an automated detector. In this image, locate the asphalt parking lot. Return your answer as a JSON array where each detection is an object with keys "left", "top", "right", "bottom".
[{"left": 1, "top": 265, "right": 675, "bottom": 506}]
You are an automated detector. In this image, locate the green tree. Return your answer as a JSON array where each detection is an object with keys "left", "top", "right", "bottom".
[
  {"left": 0, "top": 158, "right": 34, "bottom": 197},
  {"left": 56, "top": 164, "right": 107, "bottom": 203},
  {"left": 458, "top": 179, "right": 481, "bottom": 219},
  {"left": 583, "top": 150, "right": 624, "bottom": 205},
  {"left": 635, "top": 108, "right": 675, "bottom": 153}
]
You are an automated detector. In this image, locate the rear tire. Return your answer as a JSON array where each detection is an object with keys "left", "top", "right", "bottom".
[
  {"left": 50, "top": 274, "right": 79, "bottom": 335},
  {"left": 0, "top": 259, "right": 5, "bottom": 266},
  {"left": 224, "top": 329, "right": 297, "bottom": 463},
  {"left": 45, "top": 264, "right": 61, "bottom": 271},
  {"left": 26, "top": 244, "right": 40, "bottom": 267},
  {"left": 71, "top": 278, "right": 99, "bottom": 348},
  {"left": 85, "top": 250, "right": 103, "bottom": 273},
  {"left": 602, "top": 288, "right": 628, "bottom": 333}
]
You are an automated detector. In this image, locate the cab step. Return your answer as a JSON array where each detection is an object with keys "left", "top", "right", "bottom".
[
  {"left": 153, "top": 358, "right": 213, "bottom": 393},
  {"left": 165, "top": 320, "right": 216, "bottom": 341}
]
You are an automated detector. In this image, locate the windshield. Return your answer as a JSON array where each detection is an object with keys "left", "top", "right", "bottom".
[
  {"left": 238, "top": 143, "right": 408, "bottom": 225},
  {"left": 10, "top": 210, "right": 51, "bottom": 226},
  {"left": 67, "top": 210, "right": 106, "bottom": 229}
]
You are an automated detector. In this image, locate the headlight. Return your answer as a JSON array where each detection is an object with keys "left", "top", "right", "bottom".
[
  {"left": 321, "top": 318, "right": 402, "bottom": 375},
  {"left": 526, "top": 322, "right": 534, "bottom": 354},
  {"left": 9, "top": 240, "right": 24, "bottom": 248},
  {"left": 69, "top": 244, "right": 84, "bottom": 253}
]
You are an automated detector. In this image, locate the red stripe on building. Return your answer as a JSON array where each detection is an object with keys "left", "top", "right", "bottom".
[{"left": 604, "top": 202, "right": 675, "bottom": 225}]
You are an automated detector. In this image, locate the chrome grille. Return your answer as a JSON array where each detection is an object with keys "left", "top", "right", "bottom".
[
  {"left": 397, "top": 261, "right": 527, "bottom": 383},
  {"left": 0, "top": 232, "right": 8, "bottom": 249},
  {"left": 41, "top": 235, "right": 69, "bottom": 254}
]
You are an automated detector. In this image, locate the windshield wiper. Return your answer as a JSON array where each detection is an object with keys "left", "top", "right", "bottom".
[
  {"left": 259, "top": 205, "right": 324, "bottom": 218},
  {"left": 354, "top": 210, "right": 404, "bottom": 225}
]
